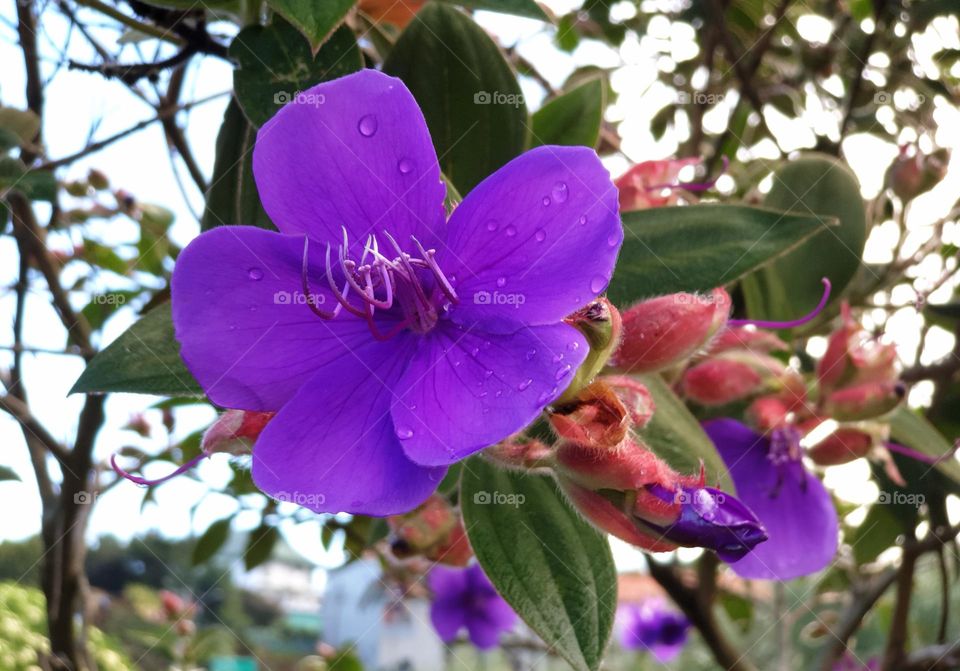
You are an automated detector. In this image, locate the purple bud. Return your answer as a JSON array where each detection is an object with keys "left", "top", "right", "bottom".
[{"left": 641, "top": 485, "right": 768, "bottom": 562}]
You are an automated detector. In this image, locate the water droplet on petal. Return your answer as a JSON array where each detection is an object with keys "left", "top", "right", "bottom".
[
  {"left": 485, "top": 219, "right": 498, "bottom": 232},
  {"left": 396, "top": 426, "right": 414, "bottom": 440},
  {"left": 454, "top": 359, "right": 462, "bottom": 367},
  {"left": 505, "top": 225, "right": 517, "bottom": 237},
  {"left": 358, "top": 115, "right": 378, "bottom": 137},
  {"left": 607, "top": 232, "right": 620, "bottom": 247},
  {"left": 590, "top": 275, "right": 607, "bottom": 293},
  {"left": 481, "top": 340, "right": 492, "bottom": 350},
  {"left": 247, "top": 267, "right": 263, "bottom": 281},
  {"left": 555, "top": 364, "right": 572, "bottom": 380},
  {"left": 542, "top": 196, "right": 551, "bottom": 206},
  {"left": 398, "top": 158, "right": 414, "bottom": 174},
  {"left": 525, "top": 348, "right": 537, "bottom": 360},
  {"left": 495, "top": 390, "right": 503, "bottom": 398},
  {"left": 479, "top": 391, "right": 488, "bottom": 398},
  {"left": 483, "top": 369, "right": 494, "bottom": 379},
  {"left": 568, "top": 341, "right": 580, "bottom": 351},
  {"left": 518, "top": 378, "right": 533, "bottom": 391},
  {"left": 578, "top": 215, "right": 588, "bottom": 226},
  {"left": 552, "top": 353, "right": 564, "bottom": 363},
  {"left": 537, "top": 390, "right": 554, "bottom": 404},
  {"left": 552, "top": 181, "right": 569, "bottom": 203},
  {"left": 535, "top": 228, "right": 546, "bottom": 242},
  {"left": 496, "top": 276, "right": 507, "bottom": 288}
]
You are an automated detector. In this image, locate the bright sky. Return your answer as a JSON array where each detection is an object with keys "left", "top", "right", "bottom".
[{"left": 1, "top": 2, "right": 959, "bottom": 574}]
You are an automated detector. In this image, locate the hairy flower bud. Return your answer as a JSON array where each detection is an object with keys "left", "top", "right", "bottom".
[
  {"left": 612, "top": 289, "right": 730, "bottom": 374},
  {"left": 746, "top": 396, "right": 791, "bottom": 432},
  {"left": 550, "top": 381, "right": 630, "bottom": 450},
  {"left": 822, "top": 381, "right": 905, "bottom": 421},
  {"left": 805, "top": 426, "right": 874, "bottom": 466},
  {"left": 886, "top": 147, "right": 949, "bottom": 202},
  {"left": 615, "top": 158, "right": 702, "bottom": 210},
  {"left": 818, "top": 305, "right": 898, "bottom": 392},
  {"left": 201, "top": 409, "right": 274, "bottom": 456},
  {"left": 557, "top": 298, "right": 622, "bottom": 404},
  {"left": 604, "top": 375, "right": 656, "bottom": 429},
  {"left": 682, "top": 351, "right": 804, "bottom": 407},
  {"left": 388, "top": 494, "right": 473, "bottom": 566},
  {"left": 708, "top": 326, "right": 787, "bottom": 355}
]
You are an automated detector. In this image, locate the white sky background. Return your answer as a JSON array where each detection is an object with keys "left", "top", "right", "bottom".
[{"left": 1, "top": 1, "right": 960, "bottom": 575}]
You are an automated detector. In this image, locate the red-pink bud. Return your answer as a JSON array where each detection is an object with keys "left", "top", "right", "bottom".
[
  {"left": 613, "top": 288, "right": 731, "bottom": 373},
  {"left": 746, "top": 396, "right": 791, "bottom": 432},
  {"left": 387, "top": 494, "right": 473, "bottom": 566},
  {"left": 806, "top": 426, "right": 873, "bottom": 466},
  {"left": 681, "top": 355, "right": 763, "bottom": 405},
  {"left": 822, "top": 381, "right": 906, "bottom": 421},
  {"left": 615, "top": 158, "right": 702, "bottom": 211},
  {"left": 553, "top": 438, "right": 682, "bottom": 494},
  {"left": 818, "top": 304, "right": 899, "bottom": 391},
  {"left": 603, "top": 375, "right": 655, "bottom": 429},
  {"left": 123, "top": 413, "right": 152, "bottom": 438},
  {"left": 160, "top": 590, "right": 186, "bottom": 619},
  {"left": 485, "top": 436, "right": 553, "bottom": 470},
  {"left": 708, "top": 326, "right": 788, "bottom": 355},
  {"left": 201, "top": 409, "right": 274, "bottom": 456},
  {"left": 550, "top": 381, "right": 630, "bottom": 450}
]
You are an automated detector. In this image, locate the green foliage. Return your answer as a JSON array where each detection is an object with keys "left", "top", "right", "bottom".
[
  {"left": 742, "top": 155, "right": 867, "bottom": 323},
  {"left": 265, "top": 0, "right": 356, "bottom": 54},
  {"left": 608, "top": 204, "right": 826, "bottom": 306},
  {"left": 461, "top": 458, "right": 617, "bottom": 671},
  {"left": 192, "top": 517, "right": 233, "bottom": 565},
  {"left": 384, "top": 4, "right": 527, "bottom": 194},
  {"left": 530, "top": 77, "right": 605, "bottom": 148}
]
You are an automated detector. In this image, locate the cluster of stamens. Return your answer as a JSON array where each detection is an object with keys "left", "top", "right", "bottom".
[{"left": 302, "top": 228, "right": 458, "bottom": 339}]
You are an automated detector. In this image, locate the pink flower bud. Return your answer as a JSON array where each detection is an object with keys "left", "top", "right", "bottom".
[
  {"left": 160, "top": 590, "right": 186, "bottom": 619},
  {"left": 822, "top": 381, "right": 906, "bottom": 421},
  {"left": 682, "top": 351, "right": 803, "bottom": 407},
  {"left": 615, "top": 158, "right": 702, "bottom": 211},
  {"left": 201, "top": 409, "right": 274, "bottom": 456},
  {"left": 818, "top": 304, "right": 899, "bottom": 391},
  {"left": 613, "top": 289, "right": 731, "bottom": 373},
  {"left": 603, "top": 375, "right": 655, "bottom": 429},
  {"left": 388, "top": 494, "right": 472, "bottom": 566},
  {"left": 550, "top": 381, "right": 630, "bottom": 450},
  {"left": 806, "top": 426, "right": 873, "bottom": 466},
  {"left": 746, "top": 396, "right": 791, "bottom": 432},
  {"left": 708, "top": 326, "right": 787, "bottom": 355},
  {"left": 887, "top": 146, "right": 949, "bottom": 202},
  {"left": 553, "top": 438, "right": 682, "bottom": 495},
  {"left": 485, "top": 436, "right": 553, "bottom": 470}
]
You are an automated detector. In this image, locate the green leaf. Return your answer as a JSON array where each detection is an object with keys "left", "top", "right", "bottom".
[
  {"left": 719, "top": 592, "right": 753, "bottom": 632},
  {"left": 0, "top": 106, "right": 40, "bottom": 146},
  {"left": 461, "top": 458, "right": 616, "bottom": 671},
  {"left": 608, "top": 204, "right": 827, "bottom": 306},
  {"left": 530, "top": 77, "right": 604, "bottom": 148},
  {"left": 192, "top": 517, "right": 232, "bottom": 565},
  {"left": 244, "top": 523, "right": 280, "bottom": 570},
  {"left": 0, "top": 465, "right": 21, "bottom": 482},
  {"left": 437, "top": 0, "right": 548, "bottom": 21},
  {"left": 384, "top": 4, "right": 527, "bottom": 194},
  {"left": 0, "top": 157, "right": 57, "bottom": 202},
  {"left": 851, "top": 503, "right": 902, "bottom": 565},
  {"left": 71, "top": 304, "right": 203, "bottom": 397},
  {"left": 741, "top": 154, "right": 867, "bottom": 324},
  {"left": 635, "top": 373, "right": 734, "bottom": 491},
  {"left": 202, "top": 99, "right": 274, "bottom": 231},
  {"left": 266, "top": 0, "right": 355, "bottom": 54},
  {"left": 888, "top": 405, "right": 960, "bottom": 484},
  {"left": 231, "top": 20, "right": 362, "bottom": 128}
]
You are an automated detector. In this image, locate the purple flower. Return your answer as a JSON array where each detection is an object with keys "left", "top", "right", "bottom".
[
  {"left": 703, "top": 419, "right": 839, "bottom": 580},
  {"left": 645, "top": 484, "right": 768, "bottom": 562},
  {"left": 618, "top": 599, "right": 690, "bottom": 662},
  {"left": 428, "top": 564, "right": 517, "bottom": 649},
  {"left": 171, "top": 70, "right": 622, "bottom": 515}
]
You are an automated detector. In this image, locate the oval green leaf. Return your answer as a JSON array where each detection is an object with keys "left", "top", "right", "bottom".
[{"left": 530, "top": 77, "right": 604, "bottom": 148}]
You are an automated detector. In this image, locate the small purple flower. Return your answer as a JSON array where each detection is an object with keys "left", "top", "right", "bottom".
[
  {"left": 618, "top": 599, "right": 690, "bottom": 662},
  {"left": 704, "top": 419, "right": 839, "bottom": 580},
  {"left": 645, "top": 484, "right": 768, "bottom": 562},
  {"left": 171, "top": 70, "right": 622, "bottom": 515},
  {"left": 428, "top": 563, "right": 517, "bottom": 649}
]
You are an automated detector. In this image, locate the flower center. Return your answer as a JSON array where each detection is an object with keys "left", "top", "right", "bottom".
[{"left": 301, "top": 228, "right": 458, "bottom": 339}]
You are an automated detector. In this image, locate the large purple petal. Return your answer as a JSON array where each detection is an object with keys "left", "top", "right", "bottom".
[
  {"left": 465, "top": 611, "right": 510, "bottom": 650},
  {"left": 430, "top": 599, "right": 468, "bottom": 644},
  {"left": 172, "top": 226, "right": 379, "bottom": 410},
  {"left": 704, "top": 419, "right": 839, "bottom": 580},
  {"left": 391, "top": 320, "right": 588, "bottom": 467},
  {"left": 253, "top": 70, "right": 445, "bottom": 250},
  {"left": 251, "top": 335, "right": 445, "bottom": 516},
  {"left": 439, "top": 146, "right": 622, "bottom": 329}
]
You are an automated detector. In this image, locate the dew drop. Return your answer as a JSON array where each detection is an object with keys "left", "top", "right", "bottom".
[
  {"left": 495, "top": 390, "right": 503, "bottom": 398},
  {"left": 481, "top": 340, "right": 492, "bottom": 350},
  {"left": 397, "top": 157, "right": 414, "bottom": 174},
  {"left": 470, "top": 347, "right": 480, "bottom": 357},
  {"left": 578, "top": 215, "right": 588, "bottom": 226},
  {"left": 479, "top": 391, "right": 488, "bottom": 398},
  {"left": 496, "top": 276, "right": 507, "bottom": 288},
  {"left": 454, "top": 359, "right": 462, "bottom": 367},
  {"left": 590, "top": 276, "right": 607, "bottom": 293},
  {"left": 535, "top": 228, "right": 546, "bottom": 242},
  {"left": 568, "top": 341, "right": 581, "bottom": 351},
  {"left": 552, "top": 181, "right": 569, "bottom": 203},
  {"left": 537, "top": 390, "right": 554, "bottom": 404},
  {"left": 552, "top": 353, "right": 564, "bottom": 363},
  {"left": 504, "top": 225, "right": 517, "bottom": 237},
  {"left": 483, "top": 407, "right": 491, "bottom": 414},
  {"left": 525, "top": 348, "right": 537, "bottom": 360},
  {"left": 485, "top": 219, "right": 499, "bottom": 232},
  {"left": 541, "top": 196, "right": 551, "bottom": 206},
  {"left": 247, "top": 267, "right": 263, "bottom": 281},
  {"left": 483, "top": 369, "right": 494, "bottom": 379},
  {"left": 396, "top": 426, "right": 414, "bottom": 440},
  {"left": 607, "top": 233, "right": 620, "bottom": 247},
  {"left": 517, "top": 378, "right": 533, "bottom": 391},
  {"left": 358, "top": 114, "right": 378, "bottom": 137},
  {"left": 555, "top": 364, "right": 572, "bottom": 381}
]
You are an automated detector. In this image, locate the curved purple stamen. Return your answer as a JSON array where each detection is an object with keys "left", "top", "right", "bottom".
[
  {"left": 110, "top": 452, "right": 207, "bottom": 486},
  {"left": 729, "top": 277, "right": 831, "bottom": 329},
  {"left": 886, "top": 441, "right": 959, "bottom": 466}
]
